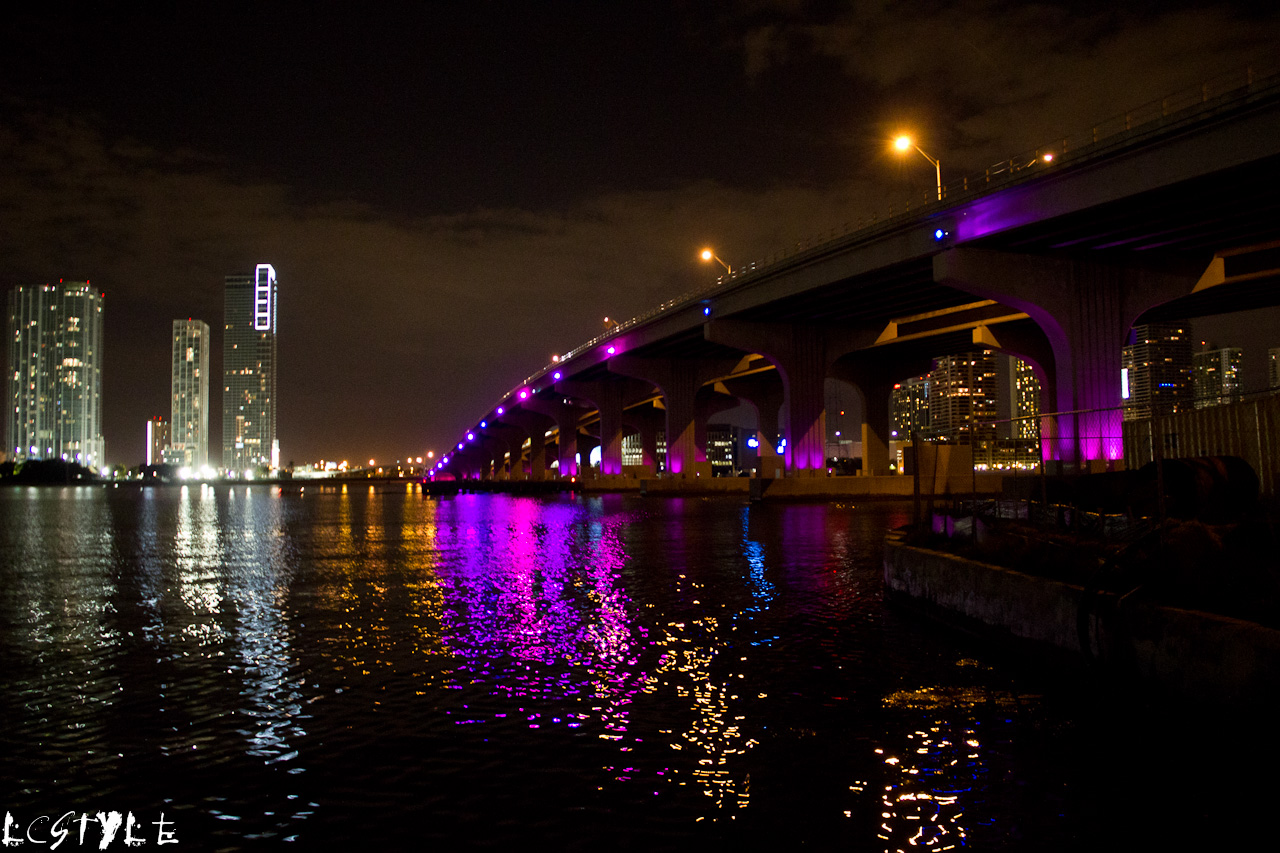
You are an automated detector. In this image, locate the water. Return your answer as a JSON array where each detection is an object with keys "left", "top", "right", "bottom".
[{"left": 0, "top": 485, "right": 1270, "bottom": 850}]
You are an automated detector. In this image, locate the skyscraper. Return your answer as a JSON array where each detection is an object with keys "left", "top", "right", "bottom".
[
  {"left": 223, "top": 264, "right": 278, "bottom": 472},
  {"left": 6, "top": 282, "right": 105, "bottom": 467},
  {"left": 145, "top": 416, "right": 169, "bottom": 466},
  {"left": 890, "top": 375, "right": 931, "bottom": 439},
  {"left": 1007, "top": 357, "right": 1042, "bottom": 440},
  {"left": 1121, "top": 322, "right": 1191, "bottom": 420},
  {"left": 171, "top": 319, "right": 211, "bottom": 467},
  {"left": 1192, "top": 342, "right": 1243, "bottom": 409},
  {"left": 927, "top": 350, "right": 1000, "bottom": 440}
]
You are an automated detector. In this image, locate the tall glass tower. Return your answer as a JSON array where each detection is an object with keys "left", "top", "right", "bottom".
[
  {"left": 6, "top": 282, "right": 105, "bottom": 467},
  {"left": 171, "top": 318, "right": 211, "bottom": 468},
  {"left": 222, "top": 264, "right": 278, "bottom": 472}
]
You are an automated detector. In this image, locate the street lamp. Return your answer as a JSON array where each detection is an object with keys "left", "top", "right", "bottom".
[
  {"left": 700, "top": 248, "right": 732, "bottom": 276},
  {"left": 893, "top": 135, "right": 942, "bottom": 201}
]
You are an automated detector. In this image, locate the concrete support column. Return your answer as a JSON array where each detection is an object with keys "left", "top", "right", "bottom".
[
  {"left": 577, "top": 432, "right": 600, "bottom": 477},
  {"left": 480, "top": 424, "right": 527, "bottom": 480},
  {"left": 831, "top": 351, "right": 936, "bottom": 476},
  {"left": 622, "top": 401, "right": 664, "bottom": 472},
  {"left": 609, "top": 355, "right": 739, "bottom": 476},
  {"left": 720, "top": 369, "right": 785, "bottom": 477},
  {"left": 706, "top": 320, "right": 872, "bottom": 476},
  {"left": 694, "top": 384, "right": 741, "bottom": 465},
  {"left": 523, "top": 395, "right": 590, "bottom": 478},
  {"left": 935, "top": 248, "right": 1195, "bottom": 470},
  {"left": 473, "top": 436, "right": 503, "bottom": 480},
  {"left": 498, "top": 409, "right": 553, "bottom": 481},
  {"left": 557, "top": 377, "right": 651, "bottom": 476}
]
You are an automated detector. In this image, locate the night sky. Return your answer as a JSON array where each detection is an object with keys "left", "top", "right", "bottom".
[{"left": 2, "top": 2, "right": 1277, "bottom": 467}]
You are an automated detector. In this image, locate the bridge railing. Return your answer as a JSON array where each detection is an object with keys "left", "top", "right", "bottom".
[{"left": 499, "top": 61, "right": 1280, "bottom": 416}]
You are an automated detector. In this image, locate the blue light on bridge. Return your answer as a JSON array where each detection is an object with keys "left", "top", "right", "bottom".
[{"left": 933, "top": 227, "right": 950, "bottom": 241}]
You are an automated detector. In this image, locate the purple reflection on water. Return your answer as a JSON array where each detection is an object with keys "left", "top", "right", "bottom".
[{"left": 430, "top": 496, "right": 651, "bottom": 740}]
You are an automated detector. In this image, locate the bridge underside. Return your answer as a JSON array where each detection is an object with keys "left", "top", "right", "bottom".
[{"left": 448, "top": 92, "right": 1280, "bottom": 481}]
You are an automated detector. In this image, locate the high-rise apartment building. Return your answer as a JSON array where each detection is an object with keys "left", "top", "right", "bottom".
[
  {"left": 145, "top": 416, "right": 169, "bottom": 466},
  {"left": 1121, "top": 322, "right": 1191, "bottom": 421},
  {"left": 890, "top": 375, "right": 931, "bottom": 439},
  {"left": 171, "top": 319, "right": 211, "bottom": 467},
  {"left": 6, "top": 282, "right": 105, "bottom": 467},
  {"left": 1192, "top": 342, "right": 1243, "bottom": 409},
  {"left": 222, "top": 264, "right": 278, "bottom": 472},
  {"left": 927, "top": 350, "right": 1000, "bottom": 440},
  {"left": 1008, "top": 358, "right": 1042, "bottom": 440}
]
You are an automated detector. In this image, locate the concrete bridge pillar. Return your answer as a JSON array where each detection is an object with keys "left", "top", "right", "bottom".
[
  {"left": 705, "top": 320, "right": 872, "bottom": 476},
  {"left": 695, "top": 384, "right": 742, "bottom": 469},
  {"left": 523, "top": 395, "right": 591, "bottom": 477},
  {"left": 622, "top": 400, "right": 664, "bottom": 472},
  {"left": 497, "top": 409, "right": 553, "bottom": 481},
  {"left": 557, "top": 377, "right": 652, "bottom": 476},
  {"left": 831, "top": 353, "right": 934, "bottom": 476},
  {"left": 479, "top": 424, "right": 527, "bottom": 480},
  {"left": 450, "top": 446, "right": 482, "bottom": 480},
  {"left": 609, "top": 355, "right": 739, "bottom": 476},
  {"left": 935, "top": 248, "right": 1196, "bottom": 470},
  {"left": 577, "top": 432, "right": 600, "bottom": 477},
  {"left": 473, "top": 435, "right": 505, "bottom": 480},
  {"left": 720, "top": 369, "right": 785, "bottom": 478}
]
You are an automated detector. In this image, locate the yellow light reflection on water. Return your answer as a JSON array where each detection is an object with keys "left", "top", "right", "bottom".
[{"left": 871, "top": 684, "right": 1027, "bottom": 849}]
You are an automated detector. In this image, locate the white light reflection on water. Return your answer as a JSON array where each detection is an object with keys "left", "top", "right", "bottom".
[
  {"left": 223, "top": 487, "right": 305, "bottom": 768},
  {"left": 10, "top": 488, "right": 1226, "bottom": 848}
]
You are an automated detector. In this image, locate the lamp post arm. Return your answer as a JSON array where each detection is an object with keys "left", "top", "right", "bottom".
[{"left": 913, "top": 146, "right": 942, "bottom": 201}]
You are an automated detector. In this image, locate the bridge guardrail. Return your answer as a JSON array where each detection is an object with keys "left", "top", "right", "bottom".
[
  {"left": 504, "top": 62, "right": 1274, "bottom": 399},
  {"left": 490, "top": 62, "right": 1280, "bottom": 432}
]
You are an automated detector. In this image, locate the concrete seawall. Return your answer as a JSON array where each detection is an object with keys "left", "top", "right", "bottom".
[
  {"left": 579, "top": 472, "right": 1006, "bottom": 499},
  {"left": 883, "top": 532, "right": 1280, "bottom": 707}
]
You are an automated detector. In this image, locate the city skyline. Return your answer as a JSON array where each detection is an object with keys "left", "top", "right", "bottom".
[
  {"left": 5, "top": 282, "right": 104, "bottom": 468},
  {"left": 1, "top": 6, "right": 1279, "bottom": 465}
]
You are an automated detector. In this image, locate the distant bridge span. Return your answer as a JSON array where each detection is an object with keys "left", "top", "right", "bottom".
[{"left": 444, "top": 67, "right": 1280, "bottom": 481}]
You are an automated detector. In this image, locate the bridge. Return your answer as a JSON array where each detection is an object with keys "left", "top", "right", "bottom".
[{"left": 439, "top": 65, "right": 1280, "bottom": 487}]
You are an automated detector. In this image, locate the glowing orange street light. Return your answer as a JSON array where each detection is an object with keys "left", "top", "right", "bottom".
[
  {"left": 893, "top": 135, "right": 942, "bottom": 201},
  {"left": 699, "top": 248, "right": 732, "bottom": 276}
]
